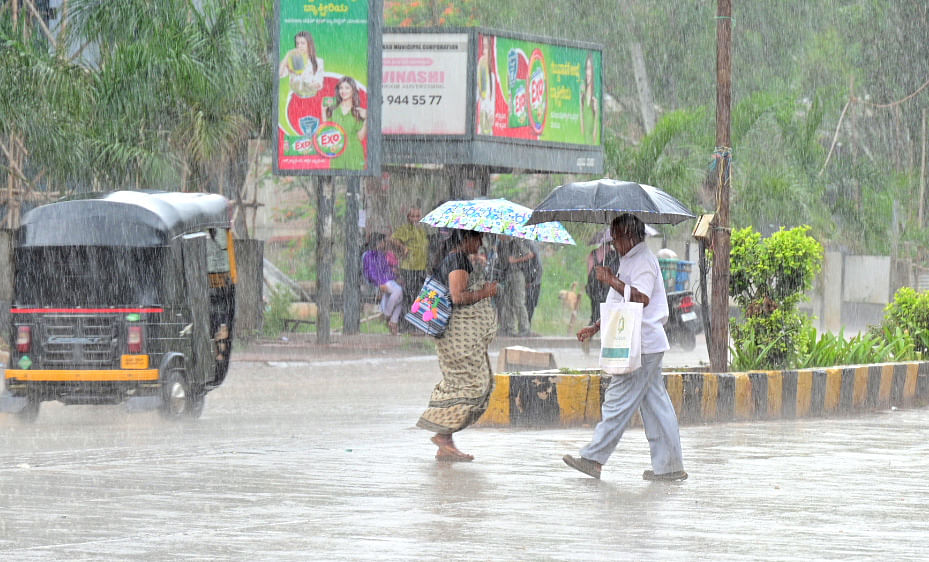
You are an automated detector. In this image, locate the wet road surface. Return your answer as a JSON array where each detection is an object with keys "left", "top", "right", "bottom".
[{"left": 1, "top": 340, "right": 927, "bottom": 560}]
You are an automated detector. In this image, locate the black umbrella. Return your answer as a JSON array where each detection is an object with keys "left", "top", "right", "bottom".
[{"left": 525, "top": 178, "right": 696, "bottom": 226}]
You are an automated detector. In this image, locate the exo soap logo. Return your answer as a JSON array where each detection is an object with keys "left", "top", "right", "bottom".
[
  {"left": 292, "top": 137, "right": 315, "bottom": 154},
  {"left": 527, "top": 49, "right": 547, "bottom": 135},
  {"left": 313, "top": 122, "right": 347, "bottom": 159}
]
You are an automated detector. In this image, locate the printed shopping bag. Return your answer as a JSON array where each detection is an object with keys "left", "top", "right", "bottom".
[
  {"left": 599, "top": 284, "right": 643, "bottom": 374},
  {"left": 405, "top": 276, "right": 452, "bottom": 337}
]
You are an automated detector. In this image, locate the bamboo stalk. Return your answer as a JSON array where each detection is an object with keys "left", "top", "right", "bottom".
[
  {"left": 59, "top": 0, "right": 69, "bottom": 38},
  {"left": 24, "top": 0, "right": 56, "bottom": 47},
  {"left": 0, "top": 139, "right": 29, "bottom": 182}
]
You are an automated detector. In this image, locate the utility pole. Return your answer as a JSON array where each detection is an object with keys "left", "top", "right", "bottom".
[
  {"left": 315, "top": 177, "right": 334, "bottom": 344},
  {"left": 342, "top": 177, "right": 362, "bottom": 334},
  {"left": 710, "top": 0, "right": 732, "bottom": 372}
]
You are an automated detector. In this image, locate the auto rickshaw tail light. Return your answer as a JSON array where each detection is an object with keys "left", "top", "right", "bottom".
[
  {"left": 127, "top": 326, "right": 143, "bottom": 353},
  {"left": 16, "top": 325, "right": 31, "bottom": 352}
]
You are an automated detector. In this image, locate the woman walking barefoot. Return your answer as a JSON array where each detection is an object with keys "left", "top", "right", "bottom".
[{"left": 416, "top": 230, "right": 498, "bottom": 462}]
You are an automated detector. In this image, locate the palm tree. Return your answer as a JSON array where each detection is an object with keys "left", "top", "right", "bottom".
[
  {"left": 0, "top": 1, "right": 98, "bottom": 225},
  {"left": 0, "top": 0, "right": 273, "bottom": 230}
]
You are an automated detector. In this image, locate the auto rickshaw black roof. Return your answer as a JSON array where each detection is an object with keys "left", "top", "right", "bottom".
[{"left": 17, "top": 190, "right": 230, "bottom": 247}]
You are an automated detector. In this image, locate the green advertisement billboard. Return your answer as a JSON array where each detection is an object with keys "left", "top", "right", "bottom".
[
  {"left": 274, "top": 0, "right": 380, "bottom": 175},
  {"left": 475, "top": 33, "right": 602, "bottom": 146}
]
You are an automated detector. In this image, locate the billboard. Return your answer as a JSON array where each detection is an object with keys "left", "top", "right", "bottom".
[
  {"left": 382, "top": 33, "right": 469, "bottom": 135},
  {"left": 274, "top": 0, "right": 381, "bottom": 175},
  {"left": 475, "top": 33, "right": 602, "bottom": 146}
]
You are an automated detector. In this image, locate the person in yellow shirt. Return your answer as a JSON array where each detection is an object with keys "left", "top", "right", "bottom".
[{"left": 391, "top": 207, "right": 430, "bottom": 333}]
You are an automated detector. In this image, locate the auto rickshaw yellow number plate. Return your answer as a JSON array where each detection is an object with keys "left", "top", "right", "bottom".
[{"left": 121, "top": 355, "right": 150, "bottom": 369}]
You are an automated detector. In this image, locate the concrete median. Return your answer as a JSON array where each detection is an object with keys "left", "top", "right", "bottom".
[{"left": 477, "top": 361, "right": 929, "bottom": 428}]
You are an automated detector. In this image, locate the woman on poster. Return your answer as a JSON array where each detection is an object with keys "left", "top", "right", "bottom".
[
  {"left": 325, "top": 76, "right": 368, "bottom": 170},
  {"left": 475, "top": 34, "right": 496, "bottom": 135},
  {"left": 280, "top": 30, "right": 325, "bottom": 136},
  {"left": 579, "top": 51, "right": 599, "bottom": 144}
]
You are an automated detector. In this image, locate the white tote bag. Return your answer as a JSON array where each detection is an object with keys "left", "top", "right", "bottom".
[{"left": 599, "top": 284, "right": 643, "bottom": 375}]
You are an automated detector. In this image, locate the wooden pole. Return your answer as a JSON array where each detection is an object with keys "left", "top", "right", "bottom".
[
  {"left": 709, "top": 0, "right": 732, "bottom": 372},
  {"left": 342, "top": 177, "right": 362, "bottom": 334},
  {"left": 315, "top": 177, "right": 334, "bottom": 344}
]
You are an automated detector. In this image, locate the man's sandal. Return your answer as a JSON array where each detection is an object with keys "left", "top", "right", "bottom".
[
  {"left": 563, "top": 454, "right": 601, "bottom": 479},
  {"left": 642, "top": 470, "right": 688, "bottom": 481}
]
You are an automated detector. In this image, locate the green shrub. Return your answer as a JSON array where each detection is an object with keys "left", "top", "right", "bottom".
[
  {"left": 262, "top": 285, "right": 296, "bottom": 336},
  {"left": 795, "top": 323, "right": 844, "bottom": 368},
  {"left": 729, "top": 324, "right": 786, "bottom": 372},
  {"left": 880, "top": 287, "right": 929, "bottom": 355},
  {"left": 729, "top": 225, "right": 823, "bottom": 370},
  {"left": 794, "top": 324, "right": 919, "bottom": 368},
  {"left": 730, "top": 225, "right": 824, "bottom": 311},
  {"left": 873, "top": 325, "right": 920, "bottom": 362},
  {"left": 730, "top": 308, "right": 812, "bottom": 370},
  {"left": 729, "top": 227, "right": 927, "bottom": 370}
]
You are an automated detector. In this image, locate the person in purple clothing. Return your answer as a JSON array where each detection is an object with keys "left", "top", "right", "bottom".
[{"left": 362, "top": 233, "right": 402, "bottom": 335}]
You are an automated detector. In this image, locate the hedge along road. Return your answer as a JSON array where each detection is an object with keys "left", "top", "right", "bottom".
[{"left": 1, "top": 341, "right": 927, "bottom": 560}]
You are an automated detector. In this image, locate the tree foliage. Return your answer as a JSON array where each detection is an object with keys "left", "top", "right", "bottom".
[
  {"left": 0, "top": 0, "right": 273, "bottom": 230},
  {"left": 386, "top": 1, "right": 929, "bottom": 256},
  {"left": 4, "top": 1, "right": 929, "bottom": 251}
]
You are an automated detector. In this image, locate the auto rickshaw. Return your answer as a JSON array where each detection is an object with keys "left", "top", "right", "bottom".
[{"left": 0, "top": 191, "right": 236, "bottom": 421}]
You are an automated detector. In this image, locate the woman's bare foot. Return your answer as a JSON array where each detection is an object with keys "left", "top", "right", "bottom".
[{"left": 431, "top": 434, "right": 474, "bottom": 461}]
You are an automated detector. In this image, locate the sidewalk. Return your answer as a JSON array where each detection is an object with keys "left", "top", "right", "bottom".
[{"left": 233, "top": 332, "right": 584, "bottom": 362}]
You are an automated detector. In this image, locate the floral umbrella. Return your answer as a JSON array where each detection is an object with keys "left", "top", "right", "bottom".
[{"left": 421, "top": 198, "right": 575, "bottom": 245}]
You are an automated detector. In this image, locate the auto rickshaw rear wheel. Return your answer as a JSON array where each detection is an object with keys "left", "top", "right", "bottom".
[
  {"left": 15, "top": 393, "right": 40, "bottom": 423},
  {"left": 159, "top": 367, "right": 205, "bottom": 419}
]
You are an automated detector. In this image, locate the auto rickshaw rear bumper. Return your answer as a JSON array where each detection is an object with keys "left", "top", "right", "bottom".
[
  {"left": 4, "top": 369, "right": 159, "bottom": 382},
  {"left": 2, "top": 369, "right": 163, "bottom": 410}
]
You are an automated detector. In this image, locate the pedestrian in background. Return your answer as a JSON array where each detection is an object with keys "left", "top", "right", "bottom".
[
  {"left": 524, "top": 240, "right": 543, "bottom": 325},
  {"left": 362, "top": 233, "right": 402, "bottom": 336},
  {"left": 564, "top": 214, "right": 686, "bottom": 481},
  {"left": 417, "top": 230, "right": 498, "bottom": 462},
  {"left": 498, "top": 236, "right": 534, "bottom": 336},
  {"left": 391, "top": 206, "right": 429, "bottom": 333},
  {"left": 585, "top": 239, "right": 620, "bottom": 325}
]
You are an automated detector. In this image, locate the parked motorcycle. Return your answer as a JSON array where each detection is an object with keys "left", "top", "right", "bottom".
[{"left": 665, "top": 290, "right": 699, "bottom": 350}]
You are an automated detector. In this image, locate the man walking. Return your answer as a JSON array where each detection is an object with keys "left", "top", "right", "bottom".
[{"left": 563, "top": 214, "right": 686, "bottom": 481}]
